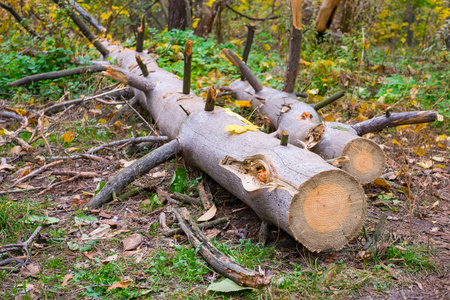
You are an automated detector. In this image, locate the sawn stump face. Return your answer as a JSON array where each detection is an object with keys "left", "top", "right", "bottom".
[{"left": 289, "top": 170, "right": 366, "bottom": 252}]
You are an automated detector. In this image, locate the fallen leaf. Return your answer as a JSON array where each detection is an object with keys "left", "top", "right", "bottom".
[
  {"left": 63, "top": 129, "right": 76, "bottom": 143},
  {"left": 119, "top": 159, "right": 136, "bottom": 168},
  {"left": 207, "top": 278, "right": 255, "bottom": 293},
  {"left": 107, "top": 279, "right": 133, "bottom": 291},
  {"left": 431, "top": 156, "right": 445, "bottom": 162},
  {"left": 66, "top": 147, "right": 81, "bottom": 152},
  {"left": 61, "top": 274, "right": 74, "bottom": 286},
  {"left": 416, "top": 281, "right": 423, "bottom": 290},
  {"left": 197, "top": 204, "right": 217, "bottom": 222},
  {"left": 417, "top": 160, "right": 433, "bottom": 169},
  {"left": 101, "top": 254, "right": 118, "bottom": 264},
  {"left": 99, "top": 211, "right": 113, "bottom": 219},
  {"left": 373, "top": 178, "right": 391, "bottom": 188},
  {"left": 20, "top": 263, "right": 40, "bottom": 278},
  {"left": 0, "top": 163, "right": 15, "bottom": 171},
  {"left": 122, "top": 233, "right": 142, "bottom": 251},
  {"left": 26, "top": 215, "right": 60, "bottom": 225},
  {"left": 225, "top": 124, "right": 260, "bottom": 134},
  {"left": 85, "top": 224, "right": 111, "bottom": 239},
  {"left": 16, "top": 165, "right": 31, "bottom": 179},
  {"left": 235, "top": 100, "right": 252, "bottom": 108},
  {"left": 82, "top": 251, "right": 94, "bottom": 260}
]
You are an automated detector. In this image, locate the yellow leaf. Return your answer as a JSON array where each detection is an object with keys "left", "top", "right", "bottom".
[
  {"left": 223, "top": 108, "right": 253, "bottom": 125},
  {"left": 16, "top": 108, "right": 27, "bottom": 116},
  {"left": 400, "top": 37, "right": 406, "bottom": 43},
  {"left": 63, "top": 130, "right": 76, "bottom": 143},
  {"left": 300, "top": 59, "right": 311, "bottom": 66},
  {"left": 413, "top": 123, "right": 427, "bottom": 133},
  {"left": 307, "top": 89, "right": 319, "bottom": 95},
  {"left": 412, "top": 147, "right": 425, "bottom": 156},
  {"left": 98, "top": 119, "right": 107, "bottom": 124},
  {"left": 356, "top": 114, "right": 368, "bottom": 122},
  {"left": 322, "top": 114, "right": 334, "bottom": 122},
  {"left": 66, "top": 147, "right": 80, "bottom": 152},
  {"left": 391, "top": 139, "right": 401, "bottom": 146},
  {"left": 374, "top": 178, "right": 390, "bottom": 187},
  {"left": 225, "top": 124, "right": 259, "bottom": 134},
  {"left": 263, "top": 44, "right": 271, "bottom": 50},
  {"left": 235, "top": 100, "right": 252, "bottom": 108}
]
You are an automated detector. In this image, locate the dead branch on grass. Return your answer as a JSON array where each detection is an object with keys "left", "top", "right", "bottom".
[
  {"left": 170, "top": 207, "right": 270, "bottom": 287},
  {"left": 0, "top": 226, "right": 42, "bottom": 269},
  {"left": 12, "top": 160, "right": 63, "bottom": 187},
  {"left": 86, "top": 135, "right": 168, "bottom": 154}
]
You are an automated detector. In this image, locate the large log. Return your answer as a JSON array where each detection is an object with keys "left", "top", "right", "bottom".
[
  {"left": 101, "top": 41, "right": 366, "bottom": 252},
  {"left": 230, "top": 80, "right": 386, "bottom": 184}
]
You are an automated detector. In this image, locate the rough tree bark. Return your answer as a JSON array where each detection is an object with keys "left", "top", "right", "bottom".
[{"left": 168, "top": 0, "right": 188, "bottom": 30}]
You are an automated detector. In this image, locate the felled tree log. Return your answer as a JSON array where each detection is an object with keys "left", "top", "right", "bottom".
[
  {"left": 98, "top": 41, "right": 366, "bottom": 252},
  {"left": 230, "top": 80, "right": 436, "bottom": 183},
  {"left": 230, "top": 80, "right": 386, "bottom": 184}
]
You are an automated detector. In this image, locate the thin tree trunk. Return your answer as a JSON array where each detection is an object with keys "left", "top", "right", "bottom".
[{"left": 168, "top": 0, "right": 188, "bottom": 30}]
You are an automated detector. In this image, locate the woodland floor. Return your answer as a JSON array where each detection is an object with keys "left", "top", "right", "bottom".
[{"left": 0, "top": 90, "right": 449, "bottom": 300}]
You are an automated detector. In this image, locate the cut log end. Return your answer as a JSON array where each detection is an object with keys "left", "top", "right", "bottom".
[
  {"left": 289, "top": 169, "right": 366, "bottom": 252},
  {"left": 341, "top": 138, "right": 386, "bottom": 184}
]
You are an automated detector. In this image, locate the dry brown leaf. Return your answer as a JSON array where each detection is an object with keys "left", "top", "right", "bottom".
[
  {"left": 197, "top": 204, "right": 217, "bottom": 222},
  {"left": 373, "top": 178, "right": 391, "bottom": 188},
  {"left": 82, "top": 251, "right": 94, "bottom": 260},
  {"left": 99, "top": 211, "right": 113, "bottom": 219},
  {"left": 122, "top": 233, "right": 142, "bottom": 251},
  {"left": 0, "top": 163, "right": 15, "bottom": 171},
  {"left": 19, "top": 263, "right": 40, "bottom": 278},
  {"left": 107, "top": 279, "right": 133, "bottom": 291},
  {"left": 101, "top": 254, "right": 118, "bottom": 264},
  {"left": 16, "top": 165, "right": 32, "bottom": 179},
  {"left": 61, "top": 273, "right": 74, "bottom": 286},
  {"left": 63, "top": 129, "right": 76, "bottom": 143},
  {"left": 10, "top": 145, "right": 22, "bottom": 154}
]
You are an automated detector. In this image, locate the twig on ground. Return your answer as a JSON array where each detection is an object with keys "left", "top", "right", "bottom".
[
  {"left": 13, "top": 160, "right": 63, "bottom": 186},
  {"left": 162, "top": 216, "right": 228, "bottom": 237},
  {"left": 0, "top": 187, "right": 44, "bottom": 195},
  {"left": 169, "top": 207, "right": 270, "bottom": 287},
  {"left": 86, "top": 136, "right": 168, "bottom": 154},
  {"left": 47, "top": 154, "right": 110, "bottom": 163},
  {"left": 38, "top": 175, "right": 82, "bottom": 196},
  {"left": 171, "top": 192, "right": 202, "bottom": 206},
  {"left": 0, "top": 226, "right": 42, "bottom": 268},
  {"left": 123, "top": 97, "right": 159, "bottom": 136}
]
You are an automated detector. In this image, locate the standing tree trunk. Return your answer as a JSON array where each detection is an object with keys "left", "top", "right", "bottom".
[
  {"left": 315, "top": 0, "right": 341, "bottom": 37},
  {"left": 282, "top": 0, "right": 303, "bottom": 93},
  {"left": 168, "top": 0, "right": 188, "bottom": 30},
  {"left": 406, "top": 1, "right": 414, "bottom": 47}
]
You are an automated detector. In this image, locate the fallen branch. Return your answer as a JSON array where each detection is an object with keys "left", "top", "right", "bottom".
[
  {"left": 38, "top": 175, "right": 81, "bottom": 196},
  {"left": 109, "top": 96, "right": 137, "bottom": 125},
  {"left": 9, "top": 65, "right": 106, "bottom": 86},
  {"left": 0, "top": 111, "right": 25, "bottom": 122},
  {"left": 162, "top": 216, "right": 228, "bottom": 237},
  {"left": 13, "top": 160, "right": 63, "bottom": 186},
  {"left": 43, "top": 87, "right": 129, "bottom": 114},
  {"left": 88, "top": 140, "right": 180, "bottom": 208},
  {"left": 86, "top": 136, "right": 168, "bottom": 154},
  {"left": 123, "top": 97, "right": 159, "bottom": 136},
  {"left": 52, "top": 170, "right": 98, "bottom": 177},
  {"left": 170, "top": 207, "right": 270, "bottom": 287},
  {"left": 67, "top": 0, "right": 106, "bottom": 34},
  {"left": 0, "top": 226, "right": 42, "bottom": 268},
  {"left": 352, "top": 111, "right": 437, "bottom": 136},
  {"left": 47, "top": 154, "right": 110, "bottom": 163},
  {"left": 0, "top": 187, "right": 43, "bottom": 195},
  {"left": 171, "top": 192, "right": 202, "bottom": 206}
]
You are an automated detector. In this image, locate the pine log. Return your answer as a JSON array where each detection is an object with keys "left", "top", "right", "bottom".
[
  {"left": 230, "top": 80, "right": 386, "bottom": 184},
  {"left": 101, "top": 41, "right": 366, "bottom": 252}
]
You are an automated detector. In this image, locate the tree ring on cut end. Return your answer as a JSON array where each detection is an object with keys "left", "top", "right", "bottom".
[
  {"left": 288, "top": 170, "right": 366, "bottom": 252},
  {"left": 341, "top": 137, "right": 386, "bottom": 184},
  {"left": 304, "top": 184, "right": 349, "bottom": 233}
]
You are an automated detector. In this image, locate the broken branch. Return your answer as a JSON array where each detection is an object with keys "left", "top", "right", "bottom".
[
  {"left": 88, "top": 140, "right": 181, "bottom": 208},
  {"left": 170, "top": 207, "right": 270, "bottom": 287}
]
